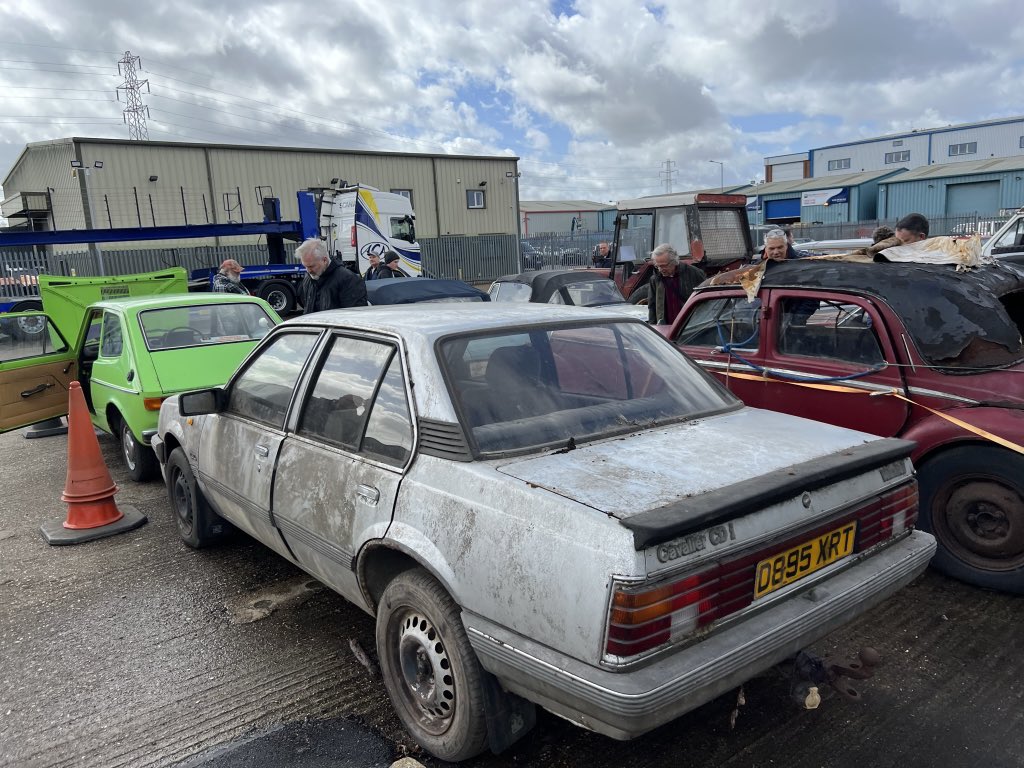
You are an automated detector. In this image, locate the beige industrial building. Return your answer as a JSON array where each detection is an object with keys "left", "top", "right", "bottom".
[{"left": 1, "top": 137, "right": 521, "bottom": 251}]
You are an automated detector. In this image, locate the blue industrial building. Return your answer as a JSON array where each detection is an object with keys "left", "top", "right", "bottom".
[{"left": 877, "top": 156, "right": 1024, "bottom": 220}]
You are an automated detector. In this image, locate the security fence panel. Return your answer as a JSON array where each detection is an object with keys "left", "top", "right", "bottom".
[{"left": 420, "top": 235, "right": 519, "bottom": 282}]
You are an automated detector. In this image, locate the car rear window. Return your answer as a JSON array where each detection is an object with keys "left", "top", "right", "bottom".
[
  {"left": 140, "top": 302, "right": 275, "bottom": 350},
  {"left": 440, "top": 321, "right": 737, "bottom": 455}
]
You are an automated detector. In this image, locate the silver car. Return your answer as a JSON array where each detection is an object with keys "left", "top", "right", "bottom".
[{"left": 152, "top": 304, "right": 934, "bottom": 762}]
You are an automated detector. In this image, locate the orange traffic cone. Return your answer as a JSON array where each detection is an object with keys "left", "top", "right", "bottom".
[{"left": 40, "top": 381, "right": 147, "bottom": 545}]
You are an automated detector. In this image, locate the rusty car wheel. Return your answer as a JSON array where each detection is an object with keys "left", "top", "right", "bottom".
[
  {"left": 376, "top": 568, "right": 488, "bottom": 762},
  {"left": 918, "top": 446, "right": 1024, "bottom": 594}
]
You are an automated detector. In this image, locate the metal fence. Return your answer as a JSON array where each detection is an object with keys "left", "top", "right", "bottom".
[
  {"left": 520, "top": 230, "right": 614, "bottom": 269},
  {"left": 0, "top": 234, "right": 523, "bottom": 297},
  {"left": 789, "top": 213, "right": 1012, "bottom": 243}
]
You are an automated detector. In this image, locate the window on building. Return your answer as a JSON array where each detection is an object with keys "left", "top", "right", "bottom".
[
  {"left": 390, "top": 189, "right": 413, "bottom": 206},
  {"left": 885, "top": 151, "right": 911, "bottom": 164},
  {"left": 827, "top": 158, "right": 851, "bottom": 171},
  {"left": 949, "top": 142, "right": 978, "bottom": 157},
  {"left": 1020, "top": 136, "right": 1024, "bottom": 149},
  {"left": 892, "top": 140, "right": 903, "bottom": 147},
  {"left": 467, "top": 190, "right": 486, "bottom": 209}
]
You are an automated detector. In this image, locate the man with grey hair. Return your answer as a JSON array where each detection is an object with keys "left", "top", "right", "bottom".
[
  {"left": 648, "top": 243, "right": 705, "bottom": 325},
  {"left": 762, "top": 228, "right": 804, "bottom": 261},
  {"left": 296, "top": 238, "right": 367, "bottom": 313}
]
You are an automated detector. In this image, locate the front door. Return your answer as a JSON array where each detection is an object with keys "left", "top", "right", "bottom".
[
  {"left": 272, "top": 333, "right": 413, "bottom": 604},
  {"left": 0, "top": 313, "right": 76, "bottom": 432},
  {"left": 757, "top": 290, "right": 910, "bottom": 436},
  {"left": 197, "top": 330, "right": 320, "bottom": 556},
  {"left": 673, "top": 292, "right": 767, "bottom": 406}
]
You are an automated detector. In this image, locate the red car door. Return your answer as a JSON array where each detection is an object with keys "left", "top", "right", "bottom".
[
  {"left": 672, "top": 290, "right": 769, "bottom": 407},
  {"left": 755, "top": 289, "right": 911, "bottom": 437}
]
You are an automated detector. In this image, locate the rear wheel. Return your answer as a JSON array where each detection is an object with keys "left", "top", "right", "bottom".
[
  {"left": 118, "top": 417, "right": 159, "bottom": 482},
  {"left": 376, "top": 569, "right": 488, "bottom": 762},
  {"left": 257, "top": 280, "right": 295, "bottom": 314},
  {"left": 11, "top": 300, "right": 45, "bottom": 339},
  {"left": 166, "top": 447, "right": 230, "bottom": 548},
  {"left": 917, "top": 446, "right": 1024, "bottom": 593}
]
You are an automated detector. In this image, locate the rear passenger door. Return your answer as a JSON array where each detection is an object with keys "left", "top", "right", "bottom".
[
  {"left": 272, "top": 332, "right": 413, "bottom": 604},
  {"left": 197, "top": 330, "right": 321, "bottom": 556},
  {"left": 759, "top": 290, "right": 910, "bottom": 436}
]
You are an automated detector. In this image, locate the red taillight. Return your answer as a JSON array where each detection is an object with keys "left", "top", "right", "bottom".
[
  {"left": 605, "top": 479, "right": 918, "bottom": 660},
  {"left": 350, "top": 225, "right": 357, "bottom": 248}
]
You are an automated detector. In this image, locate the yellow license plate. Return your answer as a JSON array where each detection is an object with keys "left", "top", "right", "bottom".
[{"left": 754, "top": 521, "right": 857, "bottom": 599}]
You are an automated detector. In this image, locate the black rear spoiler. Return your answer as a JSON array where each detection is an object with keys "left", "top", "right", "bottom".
[{"left": 622, "top": 438, "right": 916, "bottom": 550}]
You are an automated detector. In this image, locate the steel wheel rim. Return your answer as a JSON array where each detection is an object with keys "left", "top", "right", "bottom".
[
  {"left": 16, "top": 316, "right": 45, "bottom": 336},
  {"left": 393, "top": 608, "right": 456, "bottom": 735},
  {"left": 935, "top": 478, "right": 1024, "bottom": 571},
  {"left": 172, "top": 470, "right": 194, "bottom": 536},
  {"left": 121, "top": 424, "right": 138, "bottom": 471},
  {"left": 266, "top": 291, "right": 287, "bottom": 312}
]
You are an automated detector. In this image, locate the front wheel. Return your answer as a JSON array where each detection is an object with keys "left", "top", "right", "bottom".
[
  {"left": 376, "top": 569, "right": 488, "bottom": 762},
  {"left": 166, "top": 447, "right": 230, "bottom": 548},
  {"left": 257, "top": 280, "right": 296, "bottom": 314},
  {"left": 119, "top": 417, "right": 159, "bottom": 482},
  {"left": 917, "top": 446, "right": 1024, "bottom": 593}
]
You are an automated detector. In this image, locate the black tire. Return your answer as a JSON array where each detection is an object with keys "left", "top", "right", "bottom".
[
  {"left": 11, "top": 300, "right": 45, "bottom": 340},
  {"left": 118, "top": 416, "right": 159, "bottom": 482},
  {"left": 376, "top": 569, "right": 488, "bottom": 762},
  {"left": 917, "top": 446, "right": 1024, "bottom": 593},
  {"left": 628, "top": 283, "right": 650, "bottom": 305},
  {"left": 257, "top": 280, "right": 296, "bottom": 314},
  {"left": 166, "top": 447, "right": 230, "bottom": 548}
]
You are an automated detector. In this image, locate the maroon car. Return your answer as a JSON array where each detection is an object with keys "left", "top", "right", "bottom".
[{"left": 669, "top": 258, "right": 1024, "bottom": 594}]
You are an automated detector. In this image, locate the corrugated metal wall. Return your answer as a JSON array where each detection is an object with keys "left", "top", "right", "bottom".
[
  {"left": 880, "top": 172, "right": 1024, "bottom": 219},
  {"left": 3, "top": 139, "right": 520, "bottom": 250},
  {"left": 813, "top": 134, "right": 929, "bottom": 176}
]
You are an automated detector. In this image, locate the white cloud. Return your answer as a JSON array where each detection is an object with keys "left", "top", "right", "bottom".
[{"left": 0, "top": 0, "right": 1021, "bottom": 201}]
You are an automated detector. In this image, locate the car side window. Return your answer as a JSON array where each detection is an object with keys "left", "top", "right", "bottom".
[
  {"left": 99, "top": 312, "right": 123, "bottom": 358},
  {"left": 0, "top": 315, "right": 69, "bottom": 362},
  {"left": 362, "top": 355, "right": 413, "bottom": 466},
  {"left": 228, "top": 332, "right": 318, "bottom": 429},
  {"left": 777, "top": 299, "right": 884, "bottom": 366},
  {"left": 297, "top": 336, "right": 393, "bottom": 452},
  {"left": 674, "top": 297, "right": 760, "bottom": 349}
]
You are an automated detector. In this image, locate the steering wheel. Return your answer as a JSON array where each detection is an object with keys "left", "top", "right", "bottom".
[{"left": 162, "top": 326, "right": 204, "bottom": 346}]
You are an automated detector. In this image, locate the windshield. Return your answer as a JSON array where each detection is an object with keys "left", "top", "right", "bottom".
[
  {"left": 559, "top": 279, "right": 627, "bottom": 306},
  {"left": 488, "top": 282, "right": 533, "bottom": 302},
  {"left": 140, "top": 302, "right": 275, "bottom": 350},
  {"left": 440, "top": 321, "right": 736, "bottom": 455}
]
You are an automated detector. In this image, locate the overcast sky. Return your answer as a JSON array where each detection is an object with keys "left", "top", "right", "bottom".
[{"left": 1, "top": 0, "right": 1023, "bottom": 204}]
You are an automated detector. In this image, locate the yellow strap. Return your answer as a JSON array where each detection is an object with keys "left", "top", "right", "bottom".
[{"left": 716, "top": 368, "right": 1024, "bottom": 455}]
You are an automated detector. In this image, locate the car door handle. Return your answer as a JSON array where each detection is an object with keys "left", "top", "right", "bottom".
[
  {"left": 21, "top": 383, "right": 52, "bottom": 398},
  {"left": 254, "top": 444, "right": 270, "bottom": 458},
  {"left": 356, "top": 484, "right": 380, "bottom": 504}
]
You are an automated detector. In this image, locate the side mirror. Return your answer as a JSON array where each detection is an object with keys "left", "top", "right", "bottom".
[{"left": 179, "top": 388, "right": 224, "bottom": 416}]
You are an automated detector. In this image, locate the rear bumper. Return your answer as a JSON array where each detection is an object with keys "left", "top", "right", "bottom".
[{"left": 465, "top": 529, "right": 935, "bottom": 740}]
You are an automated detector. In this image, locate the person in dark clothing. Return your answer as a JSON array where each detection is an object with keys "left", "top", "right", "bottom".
[
  {"left": 296, "top": 238, "right": 368, "bottom": 313},
  {"left": 647, "top": 244, "right": 705, "bottom": 325},
  {"left": 363, "top": 253, "right": 382, "bottom": 280},
  {"left": 376, "top": 251, "right": 407, "bottom": 278}
]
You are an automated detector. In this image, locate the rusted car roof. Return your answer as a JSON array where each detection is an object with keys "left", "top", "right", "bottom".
[
  {"left": 492, "top": 269, "right": 612, "bottom": 303},
  {"left": 700, "top": 259, "right": 1024, "bottom": 368}
]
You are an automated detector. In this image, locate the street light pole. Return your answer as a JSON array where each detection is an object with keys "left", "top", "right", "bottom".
[{"left": 708, "top": 160, "right": 724, "bottom": 193}]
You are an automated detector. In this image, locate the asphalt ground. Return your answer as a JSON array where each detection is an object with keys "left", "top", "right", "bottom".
[{"left": 1, "top": 425, "right": 1022, "bottom": 768}]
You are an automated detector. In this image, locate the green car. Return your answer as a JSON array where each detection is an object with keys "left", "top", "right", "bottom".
[{"left": 0, "top": 268, "right": 280, "bottom": 481}]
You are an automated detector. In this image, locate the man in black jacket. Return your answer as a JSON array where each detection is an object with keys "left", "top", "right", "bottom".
[
  {"left": 647, "top": 244, "right": 705, "bottom": 325},
  {"left": 296, "top": 239, "right": 368, "bottom": 313}
]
